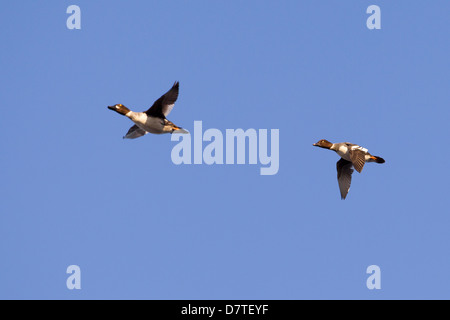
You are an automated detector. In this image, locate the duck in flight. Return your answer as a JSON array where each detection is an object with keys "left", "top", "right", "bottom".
[
  {"left": 313, "top": 139, "right": 385, "bottom": 199},
  {"left": 108, "top": 81, "right": 188, "bottom": 139}
]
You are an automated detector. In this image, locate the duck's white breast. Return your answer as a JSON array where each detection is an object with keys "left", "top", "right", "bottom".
[
  {"left": 129, "top": 112, "right": 165, "bottom": 134},
  {"left": 336, "top": 144, "right": 350, "bottom": 160}
]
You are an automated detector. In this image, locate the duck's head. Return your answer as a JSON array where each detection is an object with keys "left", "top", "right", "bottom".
[
  {"left": 108, "top": 104, "right": 131, "bottom": 116},
  {"left": 313, "top": 139, "right": 333, "bottom": 149}
]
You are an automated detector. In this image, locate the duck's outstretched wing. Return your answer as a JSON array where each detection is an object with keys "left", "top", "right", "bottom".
[
  {"left": 123, "top": 125, "right": 147, "bottom": 139},
  {"left": 145, "top": 81, "right": 179, "bottom": 118},
  {"left": 348, "top": 148, "right": 366, "bottom": 173},
  {"left": 337, "top": 158, "right": 354, "bottom": 200}
]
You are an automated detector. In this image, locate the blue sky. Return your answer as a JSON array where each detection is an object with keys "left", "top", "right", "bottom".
[{"left": 1, "top": 1, "right": 450, "bottom": 299}]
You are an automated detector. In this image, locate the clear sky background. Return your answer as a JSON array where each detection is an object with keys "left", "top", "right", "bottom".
[{"left": 1, "top": 1, "right": 450, "bottom": 299}]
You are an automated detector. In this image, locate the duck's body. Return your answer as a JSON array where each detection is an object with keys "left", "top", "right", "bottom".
[
  {"left": 313, "top": 139, "right": 385, "bottom": 199},
  {"left": 332, "top": 143, "right": 377, "bottom": 166},
  {"left": 108, "top": 81, "right": 188, "bottom": 139},
  {"left": 124, "top": 111, "right": 181, "bottom": 135}
]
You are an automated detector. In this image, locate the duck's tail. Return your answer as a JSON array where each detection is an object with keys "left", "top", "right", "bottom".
[
  {"left": 370, "top": 156, "right": 385, "bottom": 164},
  {"left": 171, "top": 127, "right": 189, "bottom": 134}
]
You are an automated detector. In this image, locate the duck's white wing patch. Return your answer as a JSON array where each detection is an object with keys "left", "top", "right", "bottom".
[
  {"left": 350, "top": 144, "right": 368, "bottom": 153},
  {"left": 163, "top": 103, "right": 175, "bottom": 117},
  {"left": 337, "top": 158, "right": 353, "bottom": 200},
  {"left": 123, "top": 125, "right": 148, "bottom": 139}
]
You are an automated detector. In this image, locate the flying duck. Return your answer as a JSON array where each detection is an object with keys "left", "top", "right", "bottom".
[
  {"left": 108, "top": 81, "right": 188, "bottom": 139},
  {"left": 313, "top": 139, "right": 385, "bottom": 199}
]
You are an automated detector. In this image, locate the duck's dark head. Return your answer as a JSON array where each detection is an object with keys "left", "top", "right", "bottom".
[
  {"left": 313, "top": 139, "right": 333, "bottom": 149},
  {"left": 108, "top": 104, "right": 131, "bottom": 116}
]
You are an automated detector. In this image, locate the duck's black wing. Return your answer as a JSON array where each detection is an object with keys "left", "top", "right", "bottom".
[
  {"left": 123, "top": 125, "right": 147, "bottom": 139},
  {"left": 336, "top": 158, "right": 354, "bottom": 200},
  {"left": 145, "top": 81, "right": 179, "bottom": 118}
]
